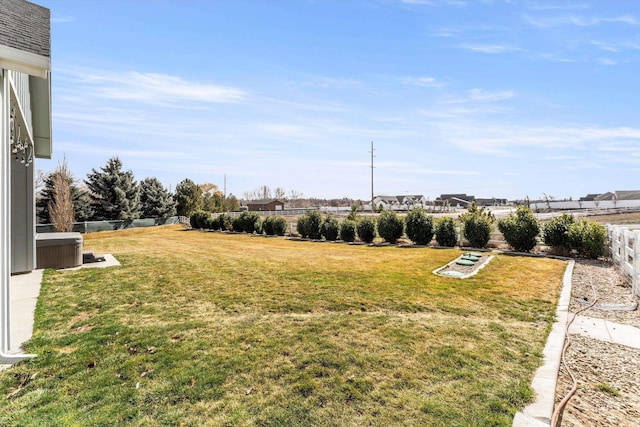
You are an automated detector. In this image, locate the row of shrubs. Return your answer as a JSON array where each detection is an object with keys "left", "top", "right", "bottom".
[
  {"left": 190, "top": 211, "right": 288, "bottom": 236},
  {"left": 190, "top": 205, "right": 607, "bottom": 259},
  {"left": 295, "top": 209, "right": 459, "bottom": 246}
]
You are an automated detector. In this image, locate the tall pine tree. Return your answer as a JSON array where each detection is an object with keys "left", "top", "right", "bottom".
[
  {"left": 175, "top": 178, "right": 203, "bottom": 217},
  {"left": 85, "top": 157, "right": 141, "bottom": 220},
  {"left": 140, "top": 177, "right": 177, "bottom": 218}
]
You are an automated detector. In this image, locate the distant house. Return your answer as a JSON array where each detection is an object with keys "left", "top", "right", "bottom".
[
  {"left": 373, "top": 195, "right": 427, "bottom": 210},
  {"left": 583, "top": 190, "right": 640, "bottom": 203},
  {"left": 475, "top": 198, "right": 507, "bottom": 207},
  {"left": 400, "top": 195, "right": 427, "bottom": 206},
  {"left": 246, "top": 199, "right": 285, "bottom": 212},
  {"left": 579, "top": 194, "right": 601, "bottom": 202},
  {"left": 610, "top": 190, "right": 640, "bottom": 201},
  {"left": 1, "top": 0, "right": 52, "bottom": 363},
  {"left": 437, "top": 194, "right": 474, "bottom": 206},
  {"left": 373, "top": 196, "right": 400, "bottom": 210}
]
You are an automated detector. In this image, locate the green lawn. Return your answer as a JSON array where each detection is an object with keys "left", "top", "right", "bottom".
[{"left": 0, "top": 225, "right": 566, "bottom": 426}]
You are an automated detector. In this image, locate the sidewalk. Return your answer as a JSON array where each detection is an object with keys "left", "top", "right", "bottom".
[
  {"left": 569, "top": 315, "right": 640, "bottom": 350},
  {"left": 8, "top": 269, "right": 43, "bottom": 354}
]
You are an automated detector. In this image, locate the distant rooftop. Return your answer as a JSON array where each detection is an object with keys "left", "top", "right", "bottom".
[{"left": 0, "top": 0, "right": 50, "bottom": 58}]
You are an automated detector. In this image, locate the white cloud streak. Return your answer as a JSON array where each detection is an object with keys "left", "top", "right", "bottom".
[
  {"left": 64, "top": 68, "right": 246, "bottom": 105},
  {"left": 401, "top": 76, "right": 445, "bottom": 88},
  {"left": 457, "top": 43, "right": 523, "bottom": 53}
]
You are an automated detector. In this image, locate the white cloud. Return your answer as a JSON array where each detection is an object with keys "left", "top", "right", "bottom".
[
  {"left": 468, "top": 88, "right": 514, "bottom": 102},
  {"left": 525, "top": 14, "right": 638, "bottom": 28},
  {"left": 65, "top": 68, "right": 246, "bottom": 105},
  {"left": 444, "top": 124, "right": 640, "bottom": 155},
  {"left": 457, "top": 43, "right": 523, "bottom": 53},
  {"left": 308, "top": 77, "right": 363, "bottom": 89},
  {"left": 401, "top": 76, "right": 445, "bottom": 88},
  {"left": 569, "top": 15, "right": 637, "bottom": 26},
  {"left": 524, "top": 2, "right": 590, "bottom": 11},
  {"left": 400, "top": 0, "right": 466, "bottom": 6},
  {"left": 590, "top": 41, "right": 620, "bottom": 52},
  {"left": 596, "top": 57, "right": 617, "bottom": 66}
]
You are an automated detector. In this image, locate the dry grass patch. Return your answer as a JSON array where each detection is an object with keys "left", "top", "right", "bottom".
[{"left": 0, "top": 225, "right": 566, "bottom": 426}]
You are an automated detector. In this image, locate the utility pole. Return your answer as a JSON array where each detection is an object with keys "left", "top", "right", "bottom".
[
  {"left": 370, "top": 141, "right": 375, "bottom": 213},
  {"left": 224, "top": 174, "right": 227, "bottom": 198}
]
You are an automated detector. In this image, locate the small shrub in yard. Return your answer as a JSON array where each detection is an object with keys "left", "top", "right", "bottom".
[
  {"left": 233, "top": 211, "right": 261, "bottom": 233},
  {"left": 205, "top": 215, "right": 220, "bottom": 231},
  {"left": 377, "top": 210, "right": 404, "bottom": 243},
  {"left": 405, "top": 208, "right": 434, "bottom": 245},
  {"left": 356, "top": 216, "right": 377, "bottom": 243},
  {"left": 190, "top": 211, "right": 211, "bottom": 229},
  {"left": 297, "top": 210, "right": 322, "bottom": 239},
  {"left": 542, "top": 213, "right": 574, "bottom": 255},
  {"left": 340, "top": 220, "right": 356, "bottom": 242},
  {"left": 459, "top": 202, "right": 494, "bottom": 248},
  {"left": 434, "top": 217, "right": 457, "bottom": 247},
  {"left": 296, "top": 215, "right": 309, "bottom": 238},
  {"left": 568, "top": 220, "right": 607, "bottom": 259},
  {"left": 217, "top": 213, "right": 233, "bottom": 231},
  {"left": 321, "top": 215, "right": 340, "bottom": 241},
  {"left": 263, "top": 215, "right": 288, "bottom": 236},
  {"left": 498, "top": 206, "right": 540, "bottom": 252}
]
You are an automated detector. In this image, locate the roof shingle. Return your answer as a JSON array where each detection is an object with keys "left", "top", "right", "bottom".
[{"left": 0, "top": 0, "right": 50, "bottom": 58}]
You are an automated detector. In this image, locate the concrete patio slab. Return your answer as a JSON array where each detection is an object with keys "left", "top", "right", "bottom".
[{"left": 569, "top": 315, "right": 640, "bottom": 350}]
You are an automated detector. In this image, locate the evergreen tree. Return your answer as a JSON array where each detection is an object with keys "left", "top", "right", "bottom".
[
  {"left": 37, "top": 169, "right": 93, "bottom": 224},
  {"left": 175, "top": 178, "right": 203, "bottom": 217},
  {"left": 140, "top": 177, "right": 177, "bottom": 218},
  {"left": 85, "top": 157, "right": 141, "bottom": 220}
]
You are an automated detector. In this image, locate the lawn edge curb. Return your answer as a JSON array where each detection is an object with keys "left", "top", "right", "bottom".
[{"left": 513, "top": 259, "right": 575, "bottom": 427}]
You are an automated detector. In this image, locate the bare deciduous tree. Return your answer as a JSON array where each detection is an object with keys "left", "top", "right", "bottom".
[
  {"left": 48, "top": 159, "right": 75, "bottom": 232},
  {"left": 274, "top": 187, "right": 286, "bottom": 199}
]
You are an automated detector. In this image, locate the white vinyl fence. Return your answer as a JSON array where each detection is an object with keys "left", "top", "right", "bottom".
[{"left": 607, "top": 224, "right": 640, "bottom": 297}]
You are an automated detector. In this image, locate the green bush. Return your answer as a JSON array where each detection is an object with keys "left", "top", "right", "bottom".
[
  {"left": 321, "top": 216, "right": 340, "bottom": 241},
  {"left": 217, "top": 213, "right": 233, "bottom": 231},
  {"left": 377, "top": 210, "right": 404, "bottom": 243},
  {"left": 339, "top": 220, "right": 356, "bottom": 242},
  {"left": 405, "top": 208, "right": 434, "bottom": 245},
  {"left": 347, "top": 205, "right": 361, "bottom": 221},
  {"left": 296, "top": 215, "right": 309, "bottom": 238},
  {"left": 568, "top": 220, "right": 607, "bottom": 259},
  {"left": 459, "top": 204, "right": 493, "bottom": 248},
  {"left": 232, "top": 211, "right": 261, "bottom": 233},
  {"left": 542, "top": 213, "right": 575, "bottom": 255},
  {"left": 434, "top": 217, "right": 457, "bottom": 247},
  {"left": 498, "top": 206, "right": 540, "bottom": 252},
  {"left": 461, "top": 215, "right": 492, "bottom": 248},
  {"left": 205, "top": 215, "right": 220, "bottom": 231},
  {"left": 263, "top": 215, "right": 288, "bottom": 236},
  {"left": 297, "top": 211, "right": 322, "bottom": 239},
  {"left": 190, "top": 211, "right": 211, "bottom": 229},
  {"left": 356, "top": 216, "right": 377, "bottom": 243}
]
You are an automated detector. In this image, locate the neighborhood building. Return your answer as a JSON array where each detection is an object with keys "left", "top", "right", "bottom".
[
  {"left": 436, "top": 194, "right": 507, "bottom": 207},
  {"left": 1, "top": 0, "right": 52, "bottom": 363},
  {"left": 373, "top": 195, "right": 428, "bottom": 210},
  {"left": 245, "top": 199, "right": 285, "bottom": 212}
]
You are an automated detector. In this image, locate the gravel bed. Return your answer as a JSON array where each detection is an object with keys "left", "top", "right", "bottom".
[
  {"left": 570, "top": 259, "right": 640, "bottom": 328},
  {"left": 555, "top": 259, "right": 640, "bottom": 426}
]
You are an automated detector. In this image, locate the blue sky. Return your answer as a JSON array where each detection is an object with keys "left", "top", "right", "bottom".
[{"left": 37, "top": 0, "right": 640, "bottom": 201}]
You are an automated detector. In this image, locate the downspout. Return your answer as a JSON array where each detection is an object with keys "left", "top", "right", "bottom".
[{"left": 0, "top": 69, "right": 35, "bottom": 364}]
